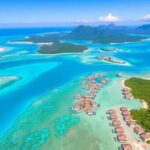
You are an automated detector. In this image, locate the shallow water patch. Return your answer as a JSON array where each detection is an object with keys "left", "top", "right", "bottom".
[
  {"left": 21, "top": 128, "right": 50, "bottom": 150},
  {"left": 54, "top": 115, "right": 80, "bottom": 137}
]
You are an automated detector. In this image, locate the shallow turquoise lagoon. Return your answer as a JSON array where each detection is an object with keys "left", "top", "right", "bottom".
[{"left": 0, "top": 28, "right": 150, "bottom": 150}]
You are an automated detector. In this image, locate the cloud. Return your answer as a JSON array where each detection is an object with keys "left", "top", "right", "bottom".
[
  {"left": 99, "top": 13, "right": 120, "bottom": 23},
  {"left": 141, "top": 14, "right": 150, "bottom": 22}
]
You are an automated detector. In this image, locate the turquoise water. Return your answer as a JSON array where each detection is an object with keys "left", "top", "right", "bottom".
[{"left": 0, "top": 28, "right": 150, "bottom": 150}]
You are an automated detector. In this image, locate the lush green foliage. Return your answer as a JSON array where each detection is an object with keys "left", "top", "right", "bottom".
[
  {"left": 125, "top": 77, "right": 150, "bottom": 132},
  {"left": 38, "top": 42, "right": 87, "bottom": 54},
  {"left": 125, "top": 78, "right": 150, "bottom": 106},
  {"left": 147, "top": 140, "right": 150, "bottom": 144},
  {"left": 130, "top": 109, "right": 150, "bottom": 132}
]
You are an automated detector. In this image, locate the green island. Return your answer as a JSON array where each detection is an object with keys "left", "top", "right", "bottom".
[
  {"left": 99, "top": 56, "right": 126, "bottom": 65},
  {"left": 13, "top": 24, "right": 150, "bottom": 46},
  {"left": 125, "top": 77, "right": 150, "bottom": 133},
  {"left": 38, "top": 42, "right": 88, "bottom": 54},
  {"left": 16, "top": 33, "right": 66, "bottom": 43}
]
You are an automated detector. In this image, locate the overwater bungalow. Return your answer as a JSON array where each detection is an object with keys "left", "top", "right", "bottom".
[
  {"left": 91, "top": 101, "right": 98, "bottom": 107},
  {"left": 101, "top": 80, "right": 107, "bottom": 84},
  {"left": 121, "top": 144, "right": 133, "bottom": 150},
  {"left": 140, "top": 133, "right": 150, "bottom": 142},
  {"left": 94, "top": 84, "right": 101, "bottom": 90},
  {"left": 126, "top": 120, "right": 136, "bottom": 128},
  {"left": 110, "top": 115, "right": 118, "bottom": 120},
  {"left": 122, "top": 88, "right": 129, "bottom": 92},
  {"left": 123, "top": 91, "right": 130, "bottom": 95},
  {"left": 109, "top": 112, "right": 116, "bottom": 116},
  {"left": 108, "top": 109, "right": 116, "bottom": 113},
  {"left": 122, "top": 110, "right": 130, "bottom": 116},
  {"left": 123, "top": 114, "right": 130, "bottom": 119},
  {"left": 120, "top": 107, "right": 128, "bottom": 112},
  {"left": 91, "top": 88, "right": 98, "bottom": 93},
  {"left": 113, "top": 122, "right": 121, "bottom": 127},
  {"left": 76, "top": 94, "right": 84, "bottom": 100},
  {"left": 85, "top": 108, "right": 94, "bottom": 116},
  {"left": 118, "top": 134, "right": 127, "bottom": 143},
  {"left": 87, "top": 94, "right": 95, "bottom": 99},
  {"left": 78, "top": 101, "right": 84, "bottom": 106},
  {"left": 112, "top": 120, "right": 121, "bottom": 124},
  {"left": 111, "top": 118, "right": 119, "bottom": 122},
  {"left": 115, "top": 127, "right": 124, "bottom": 134},
  {"left": 123, "top": 116, "right": 132, "bottom": 121},
  {"left": 74, "top": 104, "right": 82, "bottom": 112},
  {"left": 114, "top": 124, "right": 122, "bottom": 128},
  {"left": 124, "top": 94, "right": 132, "bottom": 100},
  {"left": 134, "top": 126, "right": 144, "bottom": 135}
]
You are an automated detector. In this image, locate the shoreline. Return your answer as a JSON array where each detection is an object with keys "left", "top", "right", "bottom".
[{"left": 122, "top": 79, "right": 149, "bottom": 110}]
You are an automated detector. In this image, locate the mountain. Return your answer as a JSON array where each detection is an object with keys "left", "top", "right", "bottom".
[
  {"left": 15, "top": 24, "right": 150, "bottom": 44},
  {"left": 136, "top": 24, "right": 150, "bottom": 34},
  {"left": 69, "top": 24, "right": 144, "bottom": 43}
]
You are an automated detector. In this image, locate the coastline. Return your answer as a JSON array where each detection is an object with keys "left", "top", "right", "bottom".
[{"left": 122, "top": 79, "right": 149, "bottom": 109}]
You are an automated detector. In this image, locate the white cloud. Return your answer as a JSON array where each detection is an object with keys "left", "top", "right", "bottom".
[
  {"left": 99, "top": 13, "right": 120, "bottom": 23},
  {"left": 141, "top": 14, "right": 150, "bottom": 22}
]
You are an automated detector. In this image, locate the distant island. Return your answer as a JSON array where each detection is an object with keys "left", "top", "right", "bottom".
[
  {"left": 38, "top": 42, "right": 88, "bottom": 54},
  {"left": 12, "top": 24, "right": 150, "bottom": 55},
  {"left": 13, "top": 24, "right": 150, "bottom": 46},
  {"left": 98, "top": 56, "right": 127, "bottom": 65},
  {"left": 125, "top": 77, "right": 150, "bottom": 132},
  {"left": 15, "top": 33, "right": 66, "bottom": 43},
  {"left": 69, "top": 24, "right": 149, "bottom": 43}
]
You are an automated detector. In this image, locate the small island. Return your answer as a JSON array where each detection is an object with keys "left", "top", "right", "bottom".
[
  {"left": 38, "top": 42, "right": 88, "bottom": 54},
  {"left": 125, "top": 77, "right": 150, "bottom": 133},
  {"left": 0, "top": 76, "right": 21, "bottom": 89},
  {"left": 14, "top": 33, "right": 65, "bottom": 44},
  {"left": 98, "top": 56, "right": 126, "bottom": 65},
  {"left": 13, "top": 34, "right": 88, "bottom": 54},
  {"left": 100, "top": 47, "right": 117, "bottom": 52}
]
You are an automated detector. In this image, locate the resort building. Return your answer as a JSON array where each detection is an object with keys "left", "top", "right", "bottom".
[
  {"left": 140, "top": 133, "right": 150, "bottom": 142},
  {"left": 134, "top": 126, "right": 144, "bottom": 135},
  {"left": 115, "top": 127, "right": 124, "bottom": 134},
  {"left": 120, "top": 107, "right": 128, "bottom": 112},
  {"left": 118, "top": 134, "right": 128, "bottom": 143},
  {"left": 126, "top": 120, "right": 136, "bottom": 128},
  {"left": 122, "top": 144, "right": 134, "bottom": 150}
]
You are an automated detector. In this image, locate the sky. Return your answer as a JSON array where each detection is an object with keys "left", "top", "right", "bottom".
[{"left": 0, "top": 0, "right": 150, "bottom": 27}]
